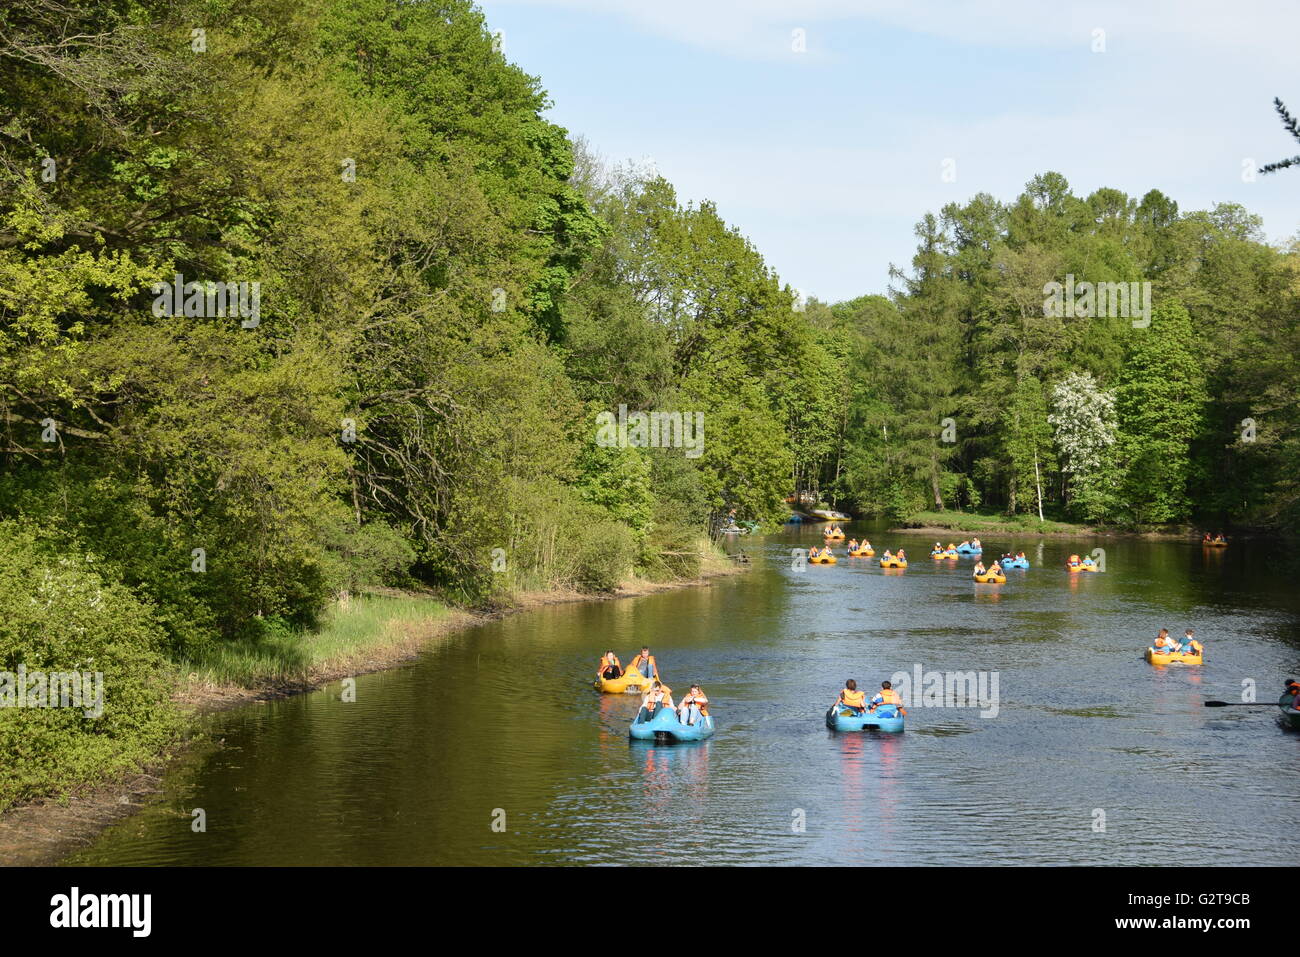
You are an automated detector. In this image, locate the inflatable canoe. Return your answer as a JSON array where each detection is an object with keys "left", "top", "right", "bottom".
[
  {"left": 956, "top": 545, "right": 982, "bottom": 554},
  {"left": 824, "top": 532, "right": 845, "bottom": 541},
  {"left": 1000, "top": 558, "right": 1030, "bottom": 569},
  {"left": 973, "top": 572, "right": 1006, "bottom": 583},
  {"left": 1278, "top": 693, "right": 1300, "bottom": 730},
  {"left": 1067, "top": 563, "right": 1099, "bottom": 572},
  {"left": 594, "top": 667, "right": 654, "bottom": 694},
  {"left": 1144, "top": 647, "right": 1203, "bottom": 666},
  {"left": 848, "top": 548, "right": 874, "bottom": 557},
  {"left": 809, "top": 553, "right": 837, "bottom": 565},
  {"left": 629, "top": 706, "right": 714, "bottom": 742},
  {"left": 879, "top": 558, "right": 907, "bottom": 568},
  {"left": 826, "top": 704, "right": 905, "bottom": 733},
  {"left": 931, "top": 549, "right": 958, "bottom": 559}
]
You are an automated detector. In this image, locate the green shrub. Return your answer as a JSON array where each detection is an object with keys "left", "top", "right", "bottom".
[{"left": 0, "top": 521, "right": 180, "bottom": 812}]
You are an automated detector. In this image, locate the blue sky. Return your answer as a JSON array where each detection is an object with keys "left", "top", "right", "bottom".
[{"left": 478, "top": 0, "right": 1299, "bottom": 303}]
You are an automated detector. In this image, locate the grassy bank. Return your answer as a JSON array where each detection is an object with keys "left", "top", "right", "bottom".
[
  {"left": 178, "top": 594, "right": 459, "bottom": 692},
  {"left": 894, "top": 511, "right": 1092, "bottom": 536}
]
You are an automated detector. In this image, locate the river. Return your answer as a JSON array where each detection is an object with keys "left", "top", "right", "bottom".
[{"left": 64, "top": 524, "right": 1300, "bottom": 866}]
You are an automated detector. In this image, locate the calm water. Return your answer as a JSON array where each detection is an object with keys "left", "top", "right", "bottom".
[{"left": 66, "top": 525, "right": 1300, "bottom": 866}]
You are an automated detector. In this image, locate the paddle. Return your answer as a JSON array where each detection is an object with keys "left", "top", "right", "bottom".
[{"left": 1203, "top": 700, "right": 1291, "bottom": 708}]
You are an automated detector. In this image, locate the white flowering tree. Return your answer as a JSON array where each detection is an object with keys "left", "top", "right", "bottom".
[{"left": 1048, "top": 372, "right": 1120, "bottom": 521}]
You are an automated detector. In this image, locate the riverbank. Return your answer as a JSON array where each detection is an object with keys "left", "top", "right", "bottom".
[
  {"left": 0, "top": 552, "right": 748, "bottom": 866},
  {"left": 892, "top": 511, "right": 1209, "bottom": 540}
]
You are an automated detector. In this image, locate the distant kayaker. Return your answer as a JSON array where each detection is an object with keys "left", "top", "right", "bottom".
[
  {"left": 896, "top": 548, "right": 907, "bottom": 561},
  {"left": 837, "top": 679, "right": 867, "bottom": 715},
  {"left": 987, "top": 561, "right": 1003, "bottom": 576},
  {"left": 868, "top": 680, "right": 904, "bottom": 714},
  {"left": 629, "top": 647, "right": 659, "bottom": 681},
  {"left": 973, "top": 560, "right": 987, "bottom": 576},
  {"left": 848, "top": 538, "right": 859, "bottom": 550},
  {"left": 1286, "top": 680, "right": 1300, "bottom": 707},
  {"left": 1150, "top": 628, "right": 1175, "bottom": 654},
  {"left": 597, "top": 651, "right": 623, "bottom": 680},
  {"left": 679, "top": 684, "right": 709, "bottom": 726},
  {"left": 1176, "top": 629, "right": 1202, "bottom": 656},
  {"left": 639, "top": 680, "right": 673, "bottom": 721}
]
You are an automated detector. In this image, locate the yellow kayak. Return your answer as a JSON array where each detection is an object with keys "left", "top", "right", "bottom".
[
  {"left": 1144, "top": 648, "right": 1203, "bottom": 666},
  {"left": 594, "top": 668, "right": 655, "bottom": 694},
  {"left": 973, "top": 573, "right": 1006, "bottom": 584},
  {"left": 880, "top": 558, "right": 907, "bottom": 568}
]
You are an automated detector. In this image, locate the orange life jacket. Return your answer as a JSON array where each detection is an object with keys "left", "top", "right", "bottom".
[
  {"left": 876, "top": 689, "right": 901, "bottom": 705},
  {"left": 841, "top": 689, "right": 866, "bottom": 708},
  {"left": 682, "top": 691, "right": 709, "bottom": 715}
]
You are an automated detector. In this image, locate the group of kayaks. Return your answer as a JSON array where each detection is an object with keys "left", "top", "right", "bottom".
[
  {"left": 596, "top": 650, "right": 907, "bottom": 742},
  {"left": 595, "top": 651, "right": 716, "bottom": 743}
]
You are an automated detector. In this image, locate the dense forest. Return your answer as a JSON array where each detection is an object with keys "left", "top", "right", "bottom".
[{"left": 1, "top": 0, "right": 1297, "bottom": 807}]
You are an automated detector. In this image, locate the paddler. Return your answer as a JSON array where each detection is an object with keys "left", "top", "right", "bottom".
[
  {"left": 1176, "top": 628, "right": 1203, "bottom": 656},
  {"left": 639, "top": 680, "right": 673, "bottom": 721},
  {"left": 868, "top": 680, "right": 905, "bottom": 715},
  {"left": 1150, "top": 628, "right": 1176, "bottom": 654},
  {"left": 628, "top": 646, "right": 659, "bottom": 681},
  {"left": 597, "top": 650, "right": 623, "bottom": 680},
  {"left": 836, "top": 679, "right": 867, "bottom": 715},
  {"left": 678, "top": 684, "right": 709, "bottom": 726}
]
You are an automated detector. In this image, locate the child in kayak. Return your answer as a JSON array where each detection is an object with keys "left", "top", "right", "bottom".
[
  {"left": 597, "top": 651, "right": 623, "bottom": 680},
  {"left": 868, "top": 680, "right": 905, "bottom": 714},
  {"left": 639, "top": 680, "right": 674, "bottom": 721},
  {"left": 836, "top": 679, "right": 867, "bottom": 715},
  {"left": 678, "top": 684, "right": 709, "bottom": 726},
  {"left": 972, "top": 560, "right": 987, "bottom": 577},
  {"left": 1176, "top": 628, "right": 1203, "bottom": 656},
  {"left": 1150, "top": 629, "right": 1176, "bottom": 655}
]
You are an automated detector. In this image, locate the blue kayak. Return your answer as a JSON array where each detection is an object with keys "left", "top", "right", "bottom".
[
  {"left": 1001, "top": 558, "right": 1030, "bottom": 569},
  {"left": 629, "top": 706, "right": 715, "bottom": 742},
  {"left": 956, "top": 546, "right": 982, "bottom": 554},
  {"left": 825, "top": 704, "right": 905, "bottom": 733}
]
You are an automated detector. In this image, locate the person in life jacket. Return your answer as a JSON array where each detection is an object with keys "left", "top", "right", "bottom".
[
  {"left": 987, "top": 560, "right": 1002, "bottom": 575},
  {"left": 881, "top": 549, "right": 894, "bottom": 562},
  {"left": 639, "top": 680, "right": 674, "bottom": 721},
  {"left": 869, "top": 680, "right": 906, "bottom": 715},
  {"left": 1286, "top": 679, "right": 1300, "bottom": 708},
  {"left": 597, "top": 651, "right": 623, "bottom": 680},
  {"left": 678, "top": 684, "right": 709, "bottom": 726},
  {"left": 933, "top": 541, "right": 944, "bottom": 554},
  {"left": 1150, "top": 628, "right": 1175, "bottom": 654},
  {"left": 896, "top": 548, "right": 907, "bottom": 561},
  {"left": 947, "top": 543, "right": 957, "bottom": 552},
  {"left": 629, "top": 647, "right": 658, "bottom": 680},
  {"left": 861, "top": 539, "right": 872, "bottom": 550},
  {"left": 1067, "top": 554, "right": 1082, "bottom": 568},
  {"left": 1016, "top": 551, "right": 1026, "bottom": 560},
  {"left": 837, "top": 679, "right": 867, "bottom": 715},
  {"left": 1177, "top": 628, "right": 1203, "bottom": 656}
]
